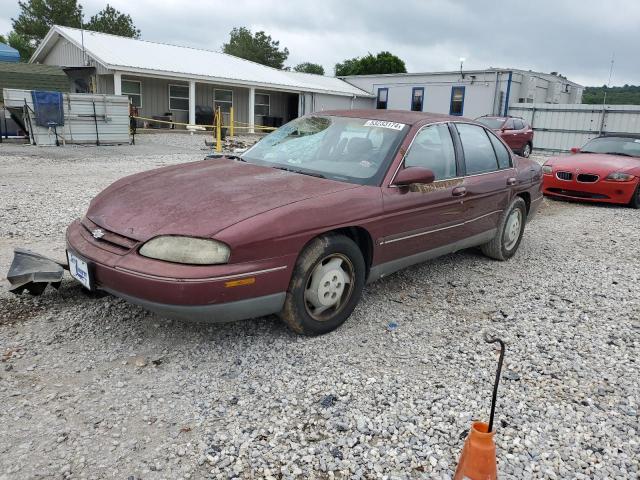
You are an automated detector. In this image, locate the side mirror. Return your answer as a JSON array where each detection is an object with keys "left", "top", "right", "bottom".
[
  {"left": 394, "top": 167, "right": 435, "bottom": 187},
  {"left": 570, "top": 147, "right": 580, "bottom": 154}
]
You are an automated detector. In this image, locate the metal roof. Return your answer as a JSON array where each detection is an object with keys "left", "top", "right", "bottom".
[
  {"left": 340, "top": 68, "right": 584, "bottom": 88},
  {"left": 0, "top": 63, "right": 70, "bottom": 102},
  {"left": 32, "top": 26, "right": 372, "bottom": 98}
]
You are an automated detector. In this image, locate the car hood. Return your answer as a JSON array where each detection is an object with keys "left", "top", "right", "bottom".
[
  {"left": 87, "top": 158, "right": 358, "bottom": 241},
  {"left": 549, "top": 153, "right": 640, "bottom": 174}
]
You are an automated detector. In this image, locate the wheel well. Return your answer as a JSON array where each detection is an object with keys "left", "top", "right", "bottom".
[
  {"left": 517, "top": 192, "right": 531, "bottom": 214},
  {"left": 331, "top": 227, "right": 374, "bottom": 277}
]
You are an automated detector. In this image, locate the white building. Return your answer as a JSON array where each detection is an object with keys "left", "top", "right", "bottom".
[
  {"left": 341, "top": 69, "right": 584, "bottom": 119},
  {"left": 30, "top": 25, "right": 373, "bottom": 130}
]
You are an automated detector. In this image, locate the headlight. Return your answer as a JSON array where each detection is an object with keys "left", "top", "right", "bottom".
[
  {"left": 542, "top": 165, "right": 553, "bottom": 174},
  {"left": 605, "top": 172, "right": 634, "bottom": 182},
  {"left": 139, "top": 236, "right": 230, "bottom": 264}
]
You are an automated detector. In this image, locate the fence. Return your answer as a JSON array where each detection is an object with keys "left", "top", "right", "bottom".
[
  {"left": 3, "top": 88, "right": 130, "bottom": 145},
  {"left": 508, "top": 103, "right": 640, "bottom": 153}
]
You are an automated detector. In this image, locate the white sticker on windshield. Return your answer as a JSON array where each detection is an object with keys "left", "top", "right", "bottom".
[
  {"left": 363, "top": 120, "right": 405, "bottom": 130},
  {"left": 634, "top": 139, "right": 640, "bottom": 143}
]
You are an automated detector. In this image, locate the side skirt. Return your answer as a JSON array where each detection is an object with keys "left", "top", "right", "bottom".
[{"left": 367, "top": 229, "right": 497, "bottom": 283}]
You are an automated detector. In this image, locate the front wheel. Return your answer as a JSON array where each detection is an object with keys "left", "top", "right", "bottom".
[
  {"left": 279, "top": 235, "right": 365, "bottom": 335},
  {"left": 481, "top": 197, "right": 527, "bottom": 260}
]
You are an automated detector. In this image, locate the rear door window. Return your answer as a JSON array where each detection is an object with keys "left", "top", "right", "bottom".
[
  {"left": 487, "top": 131, "right": 512, "bottom": 169},
  {"left": 455, "top": 123, "right": 499, "bottom": 174},
  {"left": 513, "top": 119, "right": 525, "bottom": 130},
  {"left": 504, "top": 118, "right": 516, "bottom": 130}
]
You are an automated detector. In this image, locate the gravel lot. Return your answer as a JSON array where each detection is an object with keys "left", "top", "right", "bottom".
[{"left": 1, "top": 133, "right": 638, "bottom": 479}]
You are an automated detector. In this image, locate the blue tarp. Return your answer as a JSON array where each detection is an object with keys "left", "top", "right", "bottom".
[
  {"left": 31, "top": 91, "right": 65, "bottom": 127},
  {"left": 0, "top": 42, "right": 20, "bottom": 63}
]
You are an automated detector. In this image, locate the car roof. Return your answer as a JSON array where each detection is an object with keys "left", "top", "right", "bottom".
[
  {"left": 318, "top": 109, "right": 468, "bottom": 126},
  {"left": 478, "top": 115, "right": 523, "bottom": 120}
]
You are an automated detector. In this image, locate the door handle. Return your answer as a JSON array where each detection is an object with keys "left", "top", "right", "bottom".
[
  {"left": 452, "top": 186, "right": 467, "bottom": 197},
  {"left": 507, "top": 177, "right": 517, "bottom": 186}
]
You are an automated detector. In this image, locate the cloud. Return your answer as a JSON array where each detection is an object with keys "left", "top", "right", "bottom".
[{"left": 1, "top": 0, "right": 638, "bottom": 85}]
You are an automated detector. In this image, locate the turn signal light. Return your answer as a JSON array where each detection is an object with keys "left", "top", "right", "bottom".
[{"left": 225, "top": 277, "right": 256, "bottom": 288}]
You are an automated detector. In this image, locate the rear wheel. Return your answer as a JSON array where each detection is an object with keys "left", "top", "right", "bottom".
[
  {"left": 279, "top": 235, "right": 365, "bottom": 335},
  {"left": 481, "top": 197, "right": 527, "bottom": 260},
  {"left": 521, "top": 143, "right": 532, "bottom": 158},
  {"left": 630, "top": 184, "right": 640, "bottom": 209}
]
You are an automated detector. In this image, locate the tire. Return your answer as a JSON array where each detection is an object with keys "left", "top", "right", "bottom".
[
  {"left": 481, "top": 197, "right": 527, "bottom": 261},
  {"left": 279, "top": 234, "right": 365, "bottom": 335},
  {"left": 521, "top": 143, "right": 532, "bottom": 158},
  {"left": 630, "top": 184, "right": 640, "bottom": 209}
]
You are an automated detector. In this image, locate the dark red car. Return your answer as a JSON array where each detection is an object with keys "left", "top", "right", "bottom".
[
  {"left": 476, "top": 116, "right": 534, "bottom": 158},
  {"left": 542, "top": 134, "right": 640, "bottom": 208},
  {"left": 66, "top": 110, "right": 542, "bottom": 335}
]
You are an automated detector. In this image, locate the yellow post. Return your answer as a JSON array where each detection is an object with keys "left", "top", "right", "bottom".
[
  {"left": 215, "top": 106, "right": 222, "bottom": 153},
  {"left": 230, "top": 106, "right": 234, "bottom": 137}
]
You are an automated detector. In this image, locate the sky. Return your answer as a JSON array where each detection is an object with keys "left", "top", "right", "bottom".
[{"left": 1, "top": 0, "right": 638, "bottom": 86}]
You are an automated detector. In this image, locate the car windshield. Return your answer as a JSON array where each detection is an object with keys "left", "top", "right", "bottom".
[
  {"left": 476, "top": 117, "right": 506, "bottom": 129},
  {"left": 581, "top": 136, "right": 640, "bottom": 158},
  {"left": 242, "top": 115, "right": 407, "bottom": 185}
]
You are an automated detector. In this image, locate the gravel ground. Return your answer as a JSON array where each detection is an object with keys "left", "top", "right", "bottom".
[{"left": 0, "top": 134, "right": 638, "bottom": 479}]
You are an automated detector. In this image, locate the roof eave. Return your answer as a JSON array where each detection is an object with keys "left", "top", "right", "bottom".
[{"left": 107, "top": 65, "right": 373, "bottom": 97}]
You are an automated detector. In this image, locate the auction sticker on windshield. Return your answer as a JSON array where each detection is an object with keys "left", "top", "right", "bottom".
[
  {"left": 67, "top": 251, "right": 92, "bottom": 289},
  {"left": 363, "top": 120, "right": 405, "bottom": 130}
]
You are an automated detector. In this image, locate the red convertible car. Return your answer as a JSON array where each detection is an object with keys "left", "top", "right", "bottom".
[
  {"left": 542, "top": 134, "right": 640, "bottom": 208},
  {"left": 66, "top": 110, "right": 542, "bottom": 335}
]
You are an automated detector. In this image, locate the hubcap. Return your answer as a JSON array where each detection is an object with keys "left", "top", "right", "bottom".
[
  {"left": 304, "top": 254, "right": 354, "bottom": 321},
  {"left": 523, "top": 144, "right": 531, "bottom": 157},
  {"left": 503, "top": 209, "right": 522, "bottom": 250}
]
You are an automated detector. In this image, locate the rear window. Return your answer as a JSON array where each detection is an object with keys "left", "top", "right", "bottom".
[{"left": 476, "top": 117, "right": 506, "bottom": 130}]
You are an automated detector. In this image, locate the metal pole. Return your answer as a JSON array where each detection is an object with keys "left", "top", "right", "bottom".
[
  {"left": 230, "top": 106, "right": 234, "bottom": 137},
  {"left": 92, "top": 100, "right": 100, "bottom": 146},
  {"left": 484, "top": 335, "right": 506, "bottom": 433},
  {"left": 215, "top": 106, "right": 222, "bottom": 153}
]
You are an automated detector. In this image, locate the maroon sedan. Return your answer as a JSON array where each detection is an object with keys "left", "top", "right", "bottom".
[
  {"left": 476, "top": 116, "right": 534, "bottom": 158},
  {"left": 66, "top": 110, "right": 542, "bottom": 335}
]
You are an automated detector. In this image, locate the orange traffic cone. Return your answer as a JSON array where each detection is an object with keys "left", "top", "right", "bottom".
[
  {"left": 453, "top": 336, "right": 505, "bottom": 480},
  {"left": 453, "top": 421, "right": 497, "bottom": 480}
]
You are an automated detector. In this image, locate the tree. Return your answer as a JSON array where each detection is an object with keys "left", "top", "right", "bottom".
[
  {"left": 334, "top": 51, "right": 407, "bottom": 76},
  {"left": 582, "top": 85, "right": 640, "bottom": 105},
  {"left": 222, "top": 27, "right": 289, "bottom": 69},
  {"left": 6, "top": 31, "right": 36, "bottom": 60},
  {"left": 12, "top": 0, "right": 83, "bottom": 48},
  {"left": 293, "top": 62, "right": 325, "bottom": 75},
  {"left": 85, "top": 4, "right": 140, "bottom": 38},
  {"left": 11, "top": 0, "right": 141, "bottom": 60}
]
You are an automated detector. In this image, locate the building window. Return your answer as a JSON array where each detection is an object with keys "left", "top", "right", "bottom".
[
  {"left": 255, "top": 93, "right": 270, "bottom": 116},
  {"left": 376, "top": 88, "right": 388, "bottom": 109},
  {"left": 449, "top": 86, "right": 465, "bottom": 116},
  {"left": 169, "top": 84, "right": 189, "bottom": 111},
  {"left": 411, "top": 87, "right": 424, "bottom": 112},
  {"left": 214, "top": 89, "right": 233, "bottom": 115},
  {"left": 122, "top": 79, "right": 141, "bottom": 107}
]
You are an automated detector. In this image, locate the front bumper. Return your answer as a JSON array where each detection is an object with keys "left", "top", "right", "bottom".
[
  {"left": 66, "top": 220, "right": 294, "bottom": 322},
  {"left": 542, "top": 174, "right": 637, "bottom": 204}
]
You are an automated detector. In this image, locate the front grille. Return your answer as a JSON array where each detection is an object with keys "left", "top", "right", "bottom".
[
  {"left": 80, "top": 217, "right": 138, "bottom": 254},
  {"left": 556, "top": 171, "right": 573, "bottom": 181},
  {"left": 577, "top": 173, "right": 599, "bottom": 183},
  {"left": 547, "top": 188, "right": 609, "bottom": 199}
]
